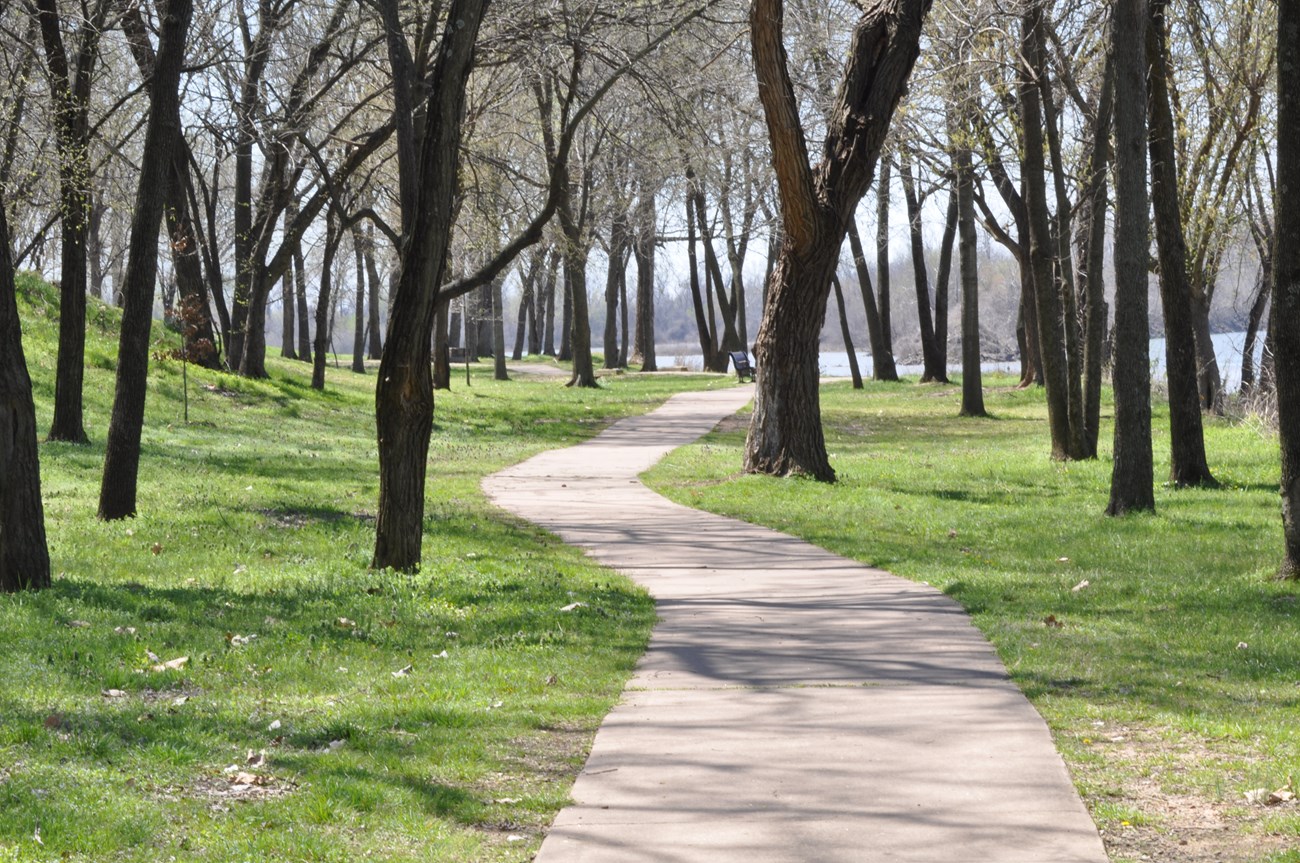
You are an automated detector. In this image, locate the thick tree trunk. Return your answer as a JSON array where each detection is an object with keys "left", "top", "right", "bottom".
[
  {"left": 1107, "top": 0, "right": 1155, "bottom": 516},
  {"left": 558, "top": 271, "right": 572, "bottom": 361},
  {"left": 684, "top": 180, "right": 716, "bottom": 368},
  {"left": 847, "top": 220, "right": 896, "bottom": 381},
  {"left": 1020, "top": 2, "right": 1085, "bottom": 459},
  {"left": 475, "top": 283, "right": 493, "bottom": 357},
  {"left": 98, "top": 0, "right": 193, "bottom": 520},
  {"left": 433, "top": 300, "right": 451, "bottom": 390},
  {"left": 373, "top": 0, "right": 487, "bottom": 572},
  {"left": 899, "top": 152, "right": 944, "bottom": 382},
  {"left": 540, "top": 252, "right": 556, "bottom": 356},
  {"left": 746, "top": 0, "right": 928, "bottom": 480},
  {"left": 1274, "top": 0, "right": 1300, "bottom": 577},
  {"left": 1148, "top": 0, "right": 1215, "bottom": 487},
  {"left": 514, "top": 254, "right": 534, "bottom": 361},
  {"left": 832, "top": 275, "right": 863, "bottom": 389},
  {"left": 0, "top": 200, "right": 51, "bottom": 591}
]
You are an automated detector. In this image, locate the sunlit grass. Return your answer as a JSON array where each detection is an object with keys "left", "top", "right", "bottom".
[{"left": 3, "top": 273, "right": 735, "bottom": 862}]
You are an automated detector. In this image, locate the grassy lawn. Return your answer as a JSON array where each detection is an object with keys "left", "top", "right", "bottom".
[
  {"left": 2, "top": 274, "right": 736, "bottom": 862},
  {"left": 646, "top": 378, "right": 1300, "bottom": 863}
]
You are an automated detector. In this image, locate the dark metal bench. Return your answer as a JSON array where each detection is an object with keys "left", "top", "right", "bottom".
[{"left": 729, "top": 350, "right": 755, "bottom": 383}]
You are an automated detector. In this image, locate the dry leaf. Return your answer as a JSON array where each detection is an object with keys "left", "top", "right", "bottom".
[
  {"left": 432, "top": 650, "right": 448, "bottom": 659},
  {"left": 1269, "top": 788, "right": 1295, "bottom": 806},
  {"left": 43, "top": 714, "right": 64, "bottom": 730},
  {"left": 1071, "top": 580, "right": 1090, "bottom": 592},
  {"left": 559, "top": 602, "right": 587, "bottom": 612},
  {"left": 114, "top": 626, "right": 137, "bottom": 636},
  {"left": 1237, "top": 642, "right": 1249, "bottom": 650},
  {"left": 267, "top": 719, "right": 282, "bottom": 732},
  {"left": 66, "top": 620, "right": 91, "bottom": 628},
  {"left": 392, "top": 664, "right": 413, "bottom": 677},
  {"left": 102, "top": 689, "right": 128, "bottom": 699},
  {"left": 1246, "top": 788, "right": 1271, "bottom": 805},
  {"left": 1043, "top": 614, "right": 1064, "bottom": 629},
  {"left": 229, "top": 771, "right": 271, "bottom": 787},
  {"left": 335, "top": 617, "right": 356, "bottom": 629},
  {"left": 172, "top": 695, "right": 189, "bottom": 707},
  {"left": 151, "top": 543, "right": 163, "bottom": 555},
  {"left": 246, "top": 750, "right": 266, "bottom": 767},
  {"left": 495, "top": 797, "right": 522, "bottom": 804},
  {"left": 145, "top": 649, "right": 161, "bottom": 663},
  {"left": 150, "top": 656, "right": 189, "bottom": 672},
  {"left": 545, "top": 674, "right": 559, "bottom": 686},
  {"left": 1056, "top": 557, "right": 1070, "bottom": 563}
]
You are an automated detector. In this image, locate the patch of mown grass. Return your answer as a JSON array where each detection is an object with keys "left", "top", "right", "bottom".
[
  {"left": 646, "top": 377, "right": 1300, "bottom": 859},
  {"left": 3, "top": 273, "right": 736, "bottom": 861}
]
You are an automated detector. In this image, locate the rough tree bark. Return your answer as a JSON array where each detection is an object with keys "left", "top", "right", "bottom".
[
  {"left": 1107, "top": 0, "right": 1155, "bottom": 516},
  {"left": 372, "top": 0, "right": 487, "bottom": 571},
  {"left": 37, "top": 0, "right": 110, "bottom": 444},
  {"left": 1020, "top": 0, "right": 1086, "bottom": 459},
  {"left": 1078, "top": 47, "right": 1115, "bottom": 458},
  {"left": 954, "top": 107, "right": 985, "bottom": 418},
  {"left": 1274, "top": 0, "right": 1300, "bottom": 577},
  {"left": 603, "top": 213, "right": 628, "bottom": 368},
  {"left": 876, "top": 156, "right": 897, "bottom": 378},
  {"left": 1148, "top": 0, "right": 1215, "bottom": 487},
  {"left": 745, "top": 0, "right": 930, "bottom": 480},
  {"left": 352, "top": 224, "right": 367, "bottom": 373},
  {"left": 0, "top": 198, "right": 51, "bottom": 591},
  {"left": 898, "top": 150, "right": 946, "bottom": 383},
  {"left": 312, "top": 211, "right": 342, "bottom": 390},
  {"left": 847, "top": 220, "right": 896, "bottom": 381},
  {"left": 98, "top": 0, "right": 193, "bottom": 520},
  {"left": 831, "top": 274, "right": 863, "bottom": 388},
  {"left": 634, "top": 190, "right": 658, "bottom": 373}
]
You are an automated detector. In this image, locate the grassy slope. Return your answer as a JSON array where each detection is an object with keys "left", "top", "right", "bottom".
[
  {"left": 647, "top": 378, "right": 1300, "bottom": 863},
  {"left": 1, "top": 274, "right": 734, "bottom": 862}
]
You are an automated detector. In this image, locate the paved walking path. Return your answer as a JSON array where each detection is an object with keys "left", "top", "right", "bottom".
[{"left": 483, "top": 386, "right": 1108, "bottom": 863}]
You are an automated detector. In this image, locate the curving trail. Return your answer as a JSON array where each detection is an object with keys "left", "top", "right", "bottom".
[{"left": 484, "top": 386, "right": 1107, "bottom": 863}]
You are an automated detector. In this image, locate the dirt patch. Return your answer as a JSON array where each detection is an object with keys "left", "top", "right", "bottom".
[
  {"left": 1075, "top": 723, "right": 1297, "bottom": 861},
  {"left": 154, "top": 771, "right": 297, "bottom": 813},
  {"left": 713, "top": 414, "right": 748, "bottom": 435}
]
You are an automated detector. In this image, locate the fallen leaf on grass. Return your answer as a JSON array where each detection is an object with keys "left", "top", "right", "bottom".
[
  {"left": 1237, "top": 641, "right": 1250, "bottom": 650},
  {"left": 1056, "top": 557, "right": 1070, "bottom": 563},
  {"left": 102, "top": 689, "right": 128, "bottom": 699},
  {"left": 150, "top": 656, "right": 189, "bottom": 672},
  {"left": 560, "top": 602, "right": 587, "bottom": 612},
  {"left": 228, "top": 772, "right": 272, "bottom": 788},
  {"left": 432, "top": 650, "right": 448, "bottom": 659},
  {"left": 1043, "top": 615, "right": 1064, "bottom": 629},
  {"left": 66, "top": 620, "right": 91, "bottom": 628},
  {"left": 225, "top": 633, "right": 257, "bottom": 647},
  {"left": 114, "top": 626, "right": 137, "bottom": 636},
  {"left": 1071, "top": 580, "right": 1090, "bottom": 592},
  {"left": 335, "top": 617, "right": 356, "bottom": 629},
  {"left": 43, "top": 714, "right": 64, "bottom": 730},
  {"left": 392, "top": 664, "right": 413, "bottom": 678},
  {"left": 246, "top": 750, "right": 266, "bottom": 768},
  {"left": 494, "top": 797, "right": 522, "bottom": 804},
  {"left": 267, "top": 719, "right": 281, "bottom": 732},
  {"left": 151, "top": 543, "right": 163, "bottom": 555}
]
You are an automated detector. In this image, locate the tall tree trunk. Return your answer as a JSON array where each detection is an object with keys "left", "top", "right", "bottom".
[
  {"left": 847, "top": 219, "right": 896, "bottom": 381},
  {"left": 603, "top": 214, "right": 627, "bottom": 368},
  {"left": 1078, "top": 48, "right": 1116, "bottom": 458},
  {"left": 745, "top": 0, "right": 928, "bottom": 480},
  {"left": 542, "top": 255, "right": 557, "bottom": 356},
  {"left": 352, "top": 227, "right": 366, "bottom": 373},
  {"left": 955, "top": 107, "right": 985, "bottom": 418},
  {"left": 899, "top": 151, "right": 943, "bottom": 382},
  {"left": 1273, "top": 0, "right": 1300, "bottom": 577},
  {"left": 475, "top": 282, "right": 493, "bottom": 357},
  {"left": 492, "top": 276, "right": 508, "bottom": 381},
  {"left": 433, "top": 300, "right": 451, "bottom": 390},
  {"left": 294, "top": 230, "right": 311, "bottom": 362},
  {"left": 1241, "top": 269, "right": 1270, "bottom": 394},
  {"left": 635, "top": 195, "right": 658, "bottom": 372},
  {"left": 1020, "top": 1, "right": 1085, "bottom": 459},
  {"left": 514, "top": 253, "right": 534, "bottom": 361},
  {"left": 1107, "top": 0, "right": 1155, "bottom": 516},
  {"left": 1148, "top": 0, "right": 1216, "bottom": 487},
  {"left": 684, "top": 180, "right": 715, "bottom": 366},
  {"left": 98, "top": 0, "right": 193, "bottom": 520},
  {"left": 558, "top": 269, "right": 573, "bottom": 361},
  {"left": 313, "top": 213, "right": 342, "bottom": 390},
  {"left": 832, "top": 274, "right": 863, "bottom": 389},
  {"left": 38, "top": 0, "right": 107, "bottom": 444},
  {"left": 619, "top": 250, "right": 630, "bottom": 366},
  {"left": 281, "top": 266, "right": 296, "bottom": 359},
  {"left": 0, "top": 198, "right": 51, "bottom": 591},
  {"left": 876, "top": 157, "right": 896, "bottom": 370},
  {"left": 932, "top": 187, "right": 957, "bottom": 381},
  {"left": 372, "top": 0, "right": 487, "bottom": 572},
  {"left": 366, "top": 224, "right": 383, "bottom": 359}
]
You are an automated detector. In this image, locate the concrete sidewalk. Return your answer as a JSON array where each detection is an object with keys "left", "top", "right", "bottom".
[{"left": 483, "top": 386, "right": 1108, "bottom": 863}]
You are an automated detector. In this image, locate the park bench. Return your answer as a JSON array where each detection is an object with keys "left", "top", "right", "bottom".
[{"left": 729, "top": 350, "right": 755, "bottom": 383}]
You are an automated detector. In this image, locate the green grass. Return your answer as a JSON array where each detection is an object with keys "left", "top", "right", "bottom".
[
  {"left": 645, "top": 377, "right": 1300, "bottom": 859},
  {"left": 3, "top": 273, "right": 736, "bottom": 862}
]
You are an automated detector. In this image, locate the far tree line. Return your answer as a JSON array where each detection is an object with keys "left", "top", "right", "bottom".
[{"left": 2, "top": 0, "right": 1298, "bottom": 590}]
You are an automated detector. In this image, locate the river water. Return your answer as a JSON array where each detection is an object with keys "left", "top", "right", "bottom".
[{"left": 664, "top": 332, "right": 1264, "bottom": 392}]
